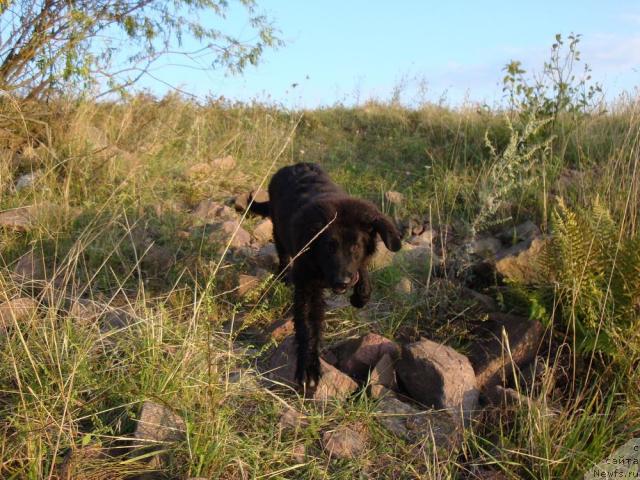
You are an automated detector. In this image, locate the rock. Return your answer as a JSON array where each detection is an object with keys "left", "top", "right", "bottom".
[
  {"left": 209, "top": 220, "right": 251, "bottom": 249},
  {"left": 370, "top": 353, "right": 397, "bottom": 395},
  {"left": 185, "top": 162, "right": 213, "bottom": 178},
  {"left": 279, "top": 407, "right": 308, "bottom": 430},
  {"left": 15, "top": 172, "right": 41, "bottom": 191},
  {"left": 252, "top": 218, "right": 273, "bottom": 244},
  {"left": 369, "top": 240, "right": 396, "bottom": 270},
  {"left": 393, "top": 245, "right": 437, "bottom": 270},
  {"left": 237, "top": 274, "right": 260, "bottom": 297},
  {"left": 396, "top": 338, "right": 478, "bottom": 425},
  {"left": 56, "top": 444, "right": 111, "bottom": 480},
  {"left": 376, "top": 396, "right": 462, "bottom": 450},
  {"left": 462, "top": 288, "right": 498, "bottom": 312},
  {"left": 267, "top": 336, "right": 357, "bottom": 401},
  {"left": 395, "top": 277, "right": 413, "bottom": 295},
  {"left": 0, "top": 298, "right": 39, "bottom": 329},
  {"left": 468, "top": 313, "right": 544, "bottom": 400},
  {"left": 322, "top": 425, "right": 367, "bottom": 459},
  {"left": 210, "top": 155, "right": 235, "bottom": 170},
  {"left": 254, "top": 242, "right": 279, "bottom": 270},
  {"left": 334, "top": 333, "right": 400, "bottom": 380},
  {"left": 192, "top": 199, "right": 236, "bottom": 223},
  {"left": 69, "top": 299, "right": 134, "bottom": 333},
  {"left": 495, "top": 237, "right": 547, "bottom": 284},
  {"left": 266, "top": 316, "right": 295, "bottom": 342},
  {"left": 13, "top": 250, "right": 46, "bottom": 283},
  {"left": 489, "top": 385, "right": 536, "bottom": 410},
  {"left": 234, "top": 188, "right": 269, "bottom": 212},
  {"left": 409, "top": 228, "right": 436, "bottom": 247},
  {"left": 291, "top": 443, "right": 306, "bottom": 464},
  {"left": 134, "top": 401, "right": 186, "bottom": 443},
  {"left": 469, "top": 236, "right": 503, "bottom": 258},
  {"left": 0, "top": 206, "right": 35, "bottom": 232},
  {"left": 385, "top": 190, "right": 404, "bottom": 205},
  {"left": 498, "top": 220, "right": 540, "bottom": 245}
]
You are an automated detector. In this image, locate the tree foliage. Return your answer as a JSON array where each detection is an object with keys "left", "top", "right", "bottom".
[{"left": 0, "top": 0, "right": 281, "bottom": 99}]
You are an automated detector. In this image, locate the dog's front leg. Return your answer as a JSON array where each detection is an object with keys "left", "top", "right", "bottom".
[
  {"left": 293, "top": 283, "right": 316, "bottom": 388},
  {"left": 350, "top": 266, "right": 371, "bottom": 308},
  {"left": 305, "top": 286, "right": 325, "bottom": 387}
]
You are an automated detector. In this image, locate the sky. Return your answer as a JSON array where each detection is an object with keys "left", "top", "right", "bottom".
[{"left": 132, "top": 0, "right": 640, "bottom": 108}]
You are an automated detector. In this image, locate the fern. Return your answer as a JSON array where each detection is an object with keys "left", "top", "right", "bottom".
[{"left": 536, "top": 198, "right": 640, "bottom": 359}]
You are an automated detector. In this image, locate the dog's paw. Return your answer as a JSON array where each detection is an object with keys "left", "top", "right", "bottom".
[
  {"left": 350, "top": 292, "right": 370, "bottom": 308},
  {"left": 295, "top": 358, "right": 322, "bottom": 392}
]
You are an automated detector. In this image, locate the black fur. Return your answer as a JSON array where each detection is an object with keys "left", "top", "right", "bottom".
[{"left": 250, "top": 163, "right": 401, "bottom": 389}]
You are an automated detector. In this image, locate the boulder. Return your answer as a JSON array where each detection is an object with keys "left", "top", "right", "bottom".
[
  {"left": 334, "top": 333, "right": 400, "bottom": 380},
  {"left": 134, "top": 401, "right": 186, "bottom": 443},
  {"left": 395, "top": 277, "right": 413, "bottom": 295},
  {"left": 322, "top": 425, "right": 367, "bottom": 459},
  {"left": 266, "top": 336, "right": 357, "bottom": 401},
  {"left": 495, "top": 237, "right": 547, "bottom": 284},
  {"left": 369, "top": 353, "right": 397, "bottom": 397},
  {"left": 396, "top": 338, "right": 478, "bottom": 425},
  {"left": 210, "top": 155, "right": 235, "bottom": 170},
  {"left": 409, "top": 227, "right": 436, "bottom": 247},
  {"left": 15, "top": 172, "right": 41, "bottom": 191},
  {"left": 468, "top": 313, "right": 544, "bottom": 400},
  {"left": 252, "top": 218, "right": 273, "bottom": 244},
  {"left": 376, "top": 396, "right": 462, "bottom": 450}
]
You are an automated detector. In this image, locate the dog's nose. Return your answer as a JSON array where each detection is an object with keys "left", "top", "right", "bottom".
[{"left": 333, "top": 280, "right": 350, "bottom": 290}]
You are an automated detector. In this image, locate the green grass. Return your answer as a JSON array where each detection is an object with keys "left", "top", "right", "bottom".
[{"left": 1, "top": 93, "right": 639, "bottom": 479}]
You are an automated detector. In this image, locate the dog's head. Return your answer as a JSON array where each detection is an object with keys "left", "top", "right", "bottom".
[{"left": 293, "top": 197, "right": 402, "bottom": 293}]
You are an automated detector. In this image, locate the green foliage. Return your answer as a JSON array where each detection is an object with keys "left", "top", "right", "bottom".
[
  {"left": 0, "top": 0, "right": 282, "bottom": 99},
  {"left": 503, "top": 33, "right": 604, "bottom": 121},
  {"left": 537, "top": 198, "right": 640, "bottom": 358}
]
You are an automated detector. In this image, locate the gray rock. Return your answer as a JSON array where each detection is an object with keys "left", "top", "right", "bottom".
[
  {"left": 498, "top": 220, "right": 540, "bottom": 244},
  {"left": 470, "top": 236, "right": 503, "bottom": 258},
  {"left": 252, "top": 218, "right": 273, "bottom": 244},
  {"left": 468, "top": 313, "right": 544, "bottom": 400},
  {"left": 369, "top": 240, "right": 396, "bottom": 270},
  {"left": 409, "top": 228, "right": 436, "bottom": 247},
  {"left": 322, "top": 425, "right": 367, "bottom": 459},
  {"left": 334, "top": 333, "right": 400, "bottom": 380},
  {"left": 15, "top": 172, "right": 41, "bottom": 191},
  {"left": 495, "top": 237, "right": 547, "bottom": 284},
  {"left": 267, "top": 336, "right": 357, "bottom": 401},
  {"left": 396, "top": 338, "right": 478, "bottom": 425},
  {"left": 369, "top": 353, "right": 397, "bottom": 395},
  {"left": 376, "top": 396, "right": 462, "bottom": 450},
  {"left": 134, "top": 401, "right": 186, "bottom": 443},
  {"left": 254, "top": 242, "right": 279, "bottom": 270}
]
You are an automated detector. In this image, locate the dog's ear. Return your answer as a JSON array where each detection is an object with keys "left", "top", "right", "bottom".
[{"left": 372, "top": 215, "right": 402, "bottom": 252}]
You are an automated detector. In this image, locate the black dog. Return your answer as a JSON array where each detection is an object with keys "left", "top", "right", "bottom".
[{"left": 250, "top": 163, "right": 401, "bottom": 388}]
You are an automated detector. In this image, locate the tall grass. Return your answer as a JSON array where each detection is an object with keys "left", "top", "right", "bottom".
[{"left": 1, "top": 91, "right": 639, "bottom": 478}]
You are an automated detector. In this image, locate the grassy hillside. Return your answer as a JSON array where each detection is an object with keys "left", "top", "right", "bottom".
[{"left": 1, "top": 93, "right": 639, "bottom": 479}]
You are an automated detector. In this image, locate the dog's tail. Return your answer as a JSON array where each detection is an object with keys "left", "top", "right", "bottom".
[{"left": 248, "top": 195, "right": 270, "bottom": 217}]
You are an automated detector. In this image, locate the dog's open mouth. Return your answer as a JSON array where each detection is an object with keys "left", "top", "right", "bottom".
[{"left": 331, "top": 271, "right": 359, "bottom": 294}]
